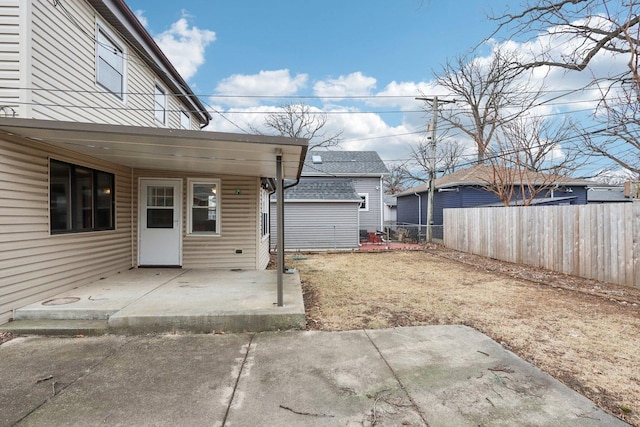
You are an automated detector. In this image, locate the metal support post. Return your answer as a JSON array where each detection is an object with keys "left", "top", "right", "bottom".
[{"left": 276, "top": 151, "right": 284, "bottom": 307}]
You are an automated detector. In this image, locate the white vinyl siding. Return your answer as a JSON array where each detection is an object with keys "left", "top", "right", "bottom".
[
  {"left": 0, "top": 0, "right": 26, "bottom": 117},
  {"left": 257, "top": 186, "right": 271, "bottom": 269},
  {"left": 0, "top": 134, "right": 133, "bottom": 325},
  {"left": 180, "top": 109, "right": 191, "bottom": 129},
  {"left": 154, "top": 83, "right": 166, "bottom": 125},
  {"left": 133, "top": 170, "right": 262, "bottom": 270},
  {"left": 270, "top": 201, "right": 360, "bottom": 250},
  {"left": 26, "top": 0, "right": 202, "bottom": 128}
]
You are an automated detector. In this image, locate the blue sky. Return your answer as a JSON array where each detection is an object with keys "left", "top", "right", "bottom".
[
  {"left": 126, "top": 0, "right": 628, "bottom": 180},
  {"left": 128, "top": 1, "right": 507, "bottom": 88}
]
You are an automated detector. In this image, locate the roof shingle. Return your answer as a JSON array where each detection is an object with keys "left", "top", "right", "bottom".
[
  {"left": 301, "top": 151, "right": 388, "bottom": 176},
  {"left": 272, "top": 179, "right": 361, "bottom": 201}
]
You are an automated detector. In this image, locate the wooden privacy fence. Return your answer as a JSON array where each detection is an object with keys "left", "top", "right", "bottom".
[{"left": 444, "top": 204, "right": 640, "bottom": 288}]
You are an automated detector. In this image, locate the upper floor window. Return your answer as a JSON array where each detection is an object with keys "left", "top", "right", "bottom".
[
  {"left": 180, "top": 109, "right": 191, "bottom": 129},
  {"left": 50, "top": 160, "right": 115, "bottom": 234},
  {"left": 154, "top": 84, "right": 167, "bottom": 125},
  {"left": 96, "top": 27, "right": 125, "bottom": 99}
]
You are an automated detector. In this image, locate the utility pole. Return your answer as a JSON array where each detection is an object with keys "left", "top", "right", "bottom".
[{"left": 415, "top": 96, "right": 455, "bottom": 242}]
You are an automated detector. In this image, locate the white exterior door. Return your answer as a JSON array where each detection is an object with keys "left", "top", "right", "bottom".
[{"left": 139, "top": 179, "right": 182, "bottom": 266}]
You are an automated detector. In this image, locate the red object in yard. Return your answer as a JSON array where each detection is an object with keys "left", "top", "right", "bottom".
[{"left": 367, "top": 232, "right": 381, "bottom": 243}]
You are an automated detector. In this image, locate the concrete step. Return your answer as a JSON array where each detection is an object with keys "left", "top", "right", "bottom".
[
  {"left": 1, "top": 320, "right": 109, "bottom": 336},
  {"left": 107, "top": 312, "right": 307, "bottom": 334}
]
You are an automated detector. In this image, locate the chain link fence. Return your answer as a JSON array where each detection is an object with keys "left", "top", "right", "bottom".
[{"left": 378, "top": 223, "right": 444, "bottom": 244}]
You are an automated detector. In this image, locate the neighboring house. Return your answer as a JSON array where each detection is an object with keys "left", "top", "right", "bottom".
[
  {"left": 0, "top": 0, "right": 306, "bottom": 324},
  {"left": 270, "top": 151, "right": 389, "bottom": 250},
  {"left": 587, "top": 186, "right": 634, "bottom": 204},
  {"left": 384, "top": 196, "right": 397, "bottom": 225},
  {"left": 396, "top": 165, "right": 592, "bottom": 239}
]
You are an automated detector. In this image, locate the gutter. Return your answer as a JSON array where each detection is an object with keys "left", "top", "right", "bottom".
[{"left": 414, "top": 192, "right": 422, "bottom": 227}]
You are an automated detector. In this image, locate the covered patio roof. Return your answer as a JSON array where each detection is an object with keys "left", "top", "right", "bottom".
[{"left": 0, "top": 118, "right": 308, "bottom": 179}]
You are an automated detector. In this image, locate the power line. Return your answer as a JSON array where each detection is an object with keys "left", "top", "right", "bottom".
[{"left": 2, "top": 84, "right": 616, "bottom": 105}]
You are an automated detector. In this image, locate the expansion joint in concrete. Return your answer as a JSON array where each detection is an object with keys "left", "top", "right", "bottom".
[
  {"left": 222, "top": 333, "right": 255, "bottom": 426},
  {"left": 363, "top": 329, "right": 430, "bottom": 426}
]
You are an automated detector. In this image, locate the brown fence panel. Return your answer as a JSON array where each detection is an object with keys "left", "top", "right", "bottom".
[{"left": 444, "top": 204, "right": 640, "bottom": 288}]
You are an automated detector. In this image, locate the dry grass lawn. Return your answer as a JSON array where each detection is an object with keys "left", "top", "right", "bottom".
[{"left": 288, "top": 247, "right": 640, "bottom": 426}]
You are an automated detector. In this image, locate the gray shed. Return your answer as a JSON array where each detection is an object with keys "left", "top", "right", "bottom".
[{"left": 270, "top": 179, "right": 361, "bottom": 250}]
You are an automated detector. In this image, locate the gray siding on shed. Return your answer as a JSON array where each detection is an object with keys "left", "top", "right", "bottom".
[{"left": 270, "top": 202, "right": 360, "bottom": 250}]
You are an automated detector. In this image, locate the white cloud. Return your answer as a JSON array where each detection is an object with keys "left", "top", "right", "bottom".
[
  {"left": 313, "top": 72, "right": 377, "bottom": 99},
  {"left": 134, "top": 10, "right": 148, "bottom": 28},
  {"left": 203, "top": 15, "right": 634, "bottom": 172},
  {"left": 214, "top": 70, "right": 308, "bottom": 107},
  {"left": 154, "top": 14, "right": 216, "bottom": 81}
]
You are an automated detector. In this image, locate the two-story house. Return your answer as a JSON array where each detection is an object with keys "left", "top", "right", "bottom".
[
  {"left": 270, "top": 151, "right": 389, "bottom": 250},
  {"left": 0, "top": 0, "right": 307, "bottom": 324}
]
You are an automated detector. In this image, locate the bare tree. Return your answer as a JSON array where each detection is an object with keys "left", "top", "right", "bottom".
[
  {"left": 497, "top": 115, "right": 581, "bottom": 174},
  {"left": 432, "top": 48, "right": 543, "bottom": 163},
  {"left": 249, "top": 102, "right": 343, "bottom": 150},
  {"left": 479, "top": 163, "right": 564, "bottom": 206},
  {"left": 437, "top": 139, "right": 467, "bottom": 174},
  {"left": 583, "top": 79, "right": 640, "bottom": 174},
  {"left": 492, "top": 0, "right": 640, "bottom": 173},
  {"left": 492, "top": 1, "right": 639, "bottom": 75},
  {"left": 383, "top": 163, "right": 412, "bottom": 194},
  {"left": 402, "top": 138, "right": 467, "bottom": 184},
  {"left": 482, "top": 116, "right": 583, "bottom": 206}
]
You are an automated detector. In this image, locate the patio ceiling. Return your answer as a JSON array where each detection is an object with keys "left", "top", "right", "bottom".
[{"left": 0, "top": 118, "right": 308, "bottom": 179}]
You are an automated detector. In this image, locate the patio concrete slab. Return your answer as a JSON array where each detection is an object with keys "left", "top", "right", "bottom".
[
  {"left": 366, "top": 325, "right": 616, "bottom": 426},
  {"left": 6, "top": 268, "right": 306, "bottom": 334},
  {"left": 227, "top": 329, "right": 425, "bottom": 426},
  {"left": 107, "top": 269, "right": 305, "bottom": 333},
  {"left": 0, "top": 327, "right": 626, "bottom": 426},
  {"left": 14, "top": 269, "right": 187, "bottom": 321},
  {"left": 1, "top": 334, "right": 249, "bottom": 427},
  {"left": 0, "top": 335, "right": 131, "bottom": 427}
]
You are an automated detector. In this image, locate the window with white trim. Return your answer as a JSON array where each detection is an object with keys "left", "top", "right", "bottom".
[
  {"left": 154, "top": 84, "right": 167, "bottom": 125},
  {"left": 358, "top": 193, "right": 369, "bottom": 211},
  {"left": 180, "top": 109, "right": 191, "bottom": 129},
  {"left": 188, "top": 179, "right": 220, "bottom": 234},
  {"left": 96, "top": 26, "right": 125, "bottom": 99}
]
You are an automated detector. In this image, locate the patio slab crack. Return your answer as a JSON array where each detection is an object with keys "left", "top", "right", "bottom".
[
  {"left": 222, "top": 333, "right": 255, "bottom": 427},
  {"left": 363, "top": 328, "right": 430, "bottom": 426}
]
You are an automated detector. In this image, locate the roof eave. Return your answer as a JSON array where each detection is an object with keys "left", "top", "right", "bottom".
[{"left": 0, "top": 117, "right": 308, "bottom": 179}]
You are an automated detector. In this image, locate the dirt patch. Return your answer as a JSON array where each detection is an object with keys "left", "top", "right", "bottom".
[
  {"left": 287, "top": 246, "right": 640, "bottom": 426},
  {"left": 0, "top": 331, "right": 14, "bottom": 346}
]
